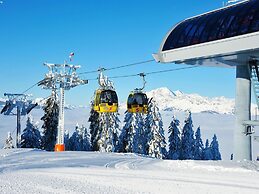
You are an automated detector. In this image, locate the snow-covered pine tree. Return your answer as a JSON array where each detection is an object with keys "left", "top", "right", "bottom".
[
  {"left": 64, "top": 129, "right": 69, "bottom": 150},
  {"left": 118, "top": 111, "right": 134, "bottom": 153},
  {"left": 202, "top": 139, "right": 213, "bottom": 160},
  {"left": 81, "top": 125, "right": 91, "bottom": 151},
  {"left": 146, "top": 98, "right": 167, "bottom": 159},
  {"left": 181, "top": 111, "right": 195, "bottom": 160},
  {"left": 97, "top": 112, "right": 120, "bottom": 152},
  {"left": 119, "top": 111, "right": 145, "bottom": 154},
  {"left": 133, "top": 113, "right": 146, "bottom": 155},
  {"left": 88, "top": 104, "right": 100, "bottom": 151},
  {"left": 41, "top": 95, "right": 59, "bottom": 151},
  {"left": 3, "top": 132, "right": 14, "bottom": 149},
  {"left": 168, "top": 116, "right": 181, "bottom": 160},
  {"left": 210, "top": 134, "right": 222, "bottom": 160},
  {"left": 69, "top": 124, "right": 81, "bottom": 151},
  {"left": 68, "top": 124, "right": 91, "bottom": 151},
  {"left": 98, "top": 113, "right": 112, "bottom": 152},
  {"left": 109, "top": 112, "right": 120, "bottom": 152},
  {"left": 193, "top": 127, "right": 204, "bottom": 160},
  {"left": 21, "top": 116, "right": 41, "bottom": 149}
]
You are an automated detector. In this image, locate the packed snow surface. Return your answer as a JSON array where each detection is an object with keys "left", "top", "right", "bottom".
[{"left": 0, "top": 149, "right": 259, "bottom": 194}]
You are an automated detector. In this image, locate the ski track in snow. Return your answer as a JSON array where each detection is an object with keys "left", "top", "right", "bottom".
[{"left": 0, "top": 149, "right": 259, "bottom": 194}]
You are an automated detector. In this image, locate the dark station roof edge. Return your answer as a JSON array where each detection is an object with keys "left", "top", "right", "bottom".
[{"left": 162, "top": 0, "right": 259, "bottom": 51}]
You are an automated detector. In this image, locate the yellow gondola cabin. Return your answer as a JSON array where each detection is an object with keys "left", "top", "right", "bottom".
[
  {"left": 127, "top": 92, "right": 148, "bottom": 113},
  {"left": 94, "top": 89, "right": 118, "bottom": 113}
]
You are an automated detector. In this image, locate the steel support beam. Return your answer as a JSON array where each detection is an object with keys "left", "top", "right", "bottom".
[
  {"left": 16, "top": 107, "right": 21, "bottom": 148},
  {"left": 55, "top": 87, "right": 65, "bottom": 151},
  {"left": 234, "top": 65, "right": 252, "bottom": 160}
]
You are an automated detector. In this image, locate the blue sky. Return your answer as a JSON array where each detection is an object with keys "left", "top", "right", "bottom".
[{"left": 0, "top": 0, "right": 236, "bottom": 105}]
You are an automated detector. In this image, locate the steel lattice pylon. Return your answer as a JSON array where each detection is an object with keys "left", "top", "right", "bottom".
[{"left": 38, "top": 61, "right": 88, "bottom": 151}]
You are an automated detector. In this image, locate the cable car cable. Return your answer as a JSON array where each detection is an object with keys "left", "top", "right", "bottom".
[
  {"left": 86, "top": 64, "right": 201, "bottom": 81},
  {"left": 12, "top": 62, "right": 200, "bottom": 102},
  {"left": 145, "top": 64, "right": 201, "bottom": 75},
  {"left": 105, "top": 59, "right": 155, "bottom": 72},
  {"left": 21, "top": 82, "right": 40, "bottom": 94},
  {"left": 78, "top": 59, "right": 155, "bottom": 75}
]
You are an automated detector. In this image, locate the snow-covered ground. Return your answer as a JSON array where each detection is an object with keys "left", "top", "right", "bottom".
[{"left": 0, "top": 149, "right": 259, "bottom": 194}]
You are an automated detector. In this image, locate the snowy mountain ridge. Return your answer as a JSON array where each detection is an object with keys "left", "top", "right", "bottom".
[
  {"left": 0, "top": 98, "right": 78, "bottom": 110},
  {"left": 146, "top": 87, "right": 236, "bottom": 114},
  {"left": 33, "top": 98, "right": 78, "bottom": 109}
]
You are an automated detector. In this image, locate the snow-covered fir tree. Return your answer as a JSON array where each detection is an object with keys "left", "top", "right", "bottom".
[
  {"left": 193, "top": 127, "right": 204, "bottom": 160},
  {"left": 21, "top": 116, "right": 41, "bottom": 149},
  {"left": 81, "top": 125, "right": 92, "bottom": 151},
  {"left": 41, "top": 94, "right": 59, "bottom": 151},
  {"left": 181, "top": 111, "right": 195, "bottom": 160},
  {"left": 133, "top": 113, "right": 146, "bottom": 154},
  {"left": 210, "top": 134, "right": 221, "bottom": 160},
  {"left": 118, "top": 111, "right": 134, "bottom": 153},
  {"left": 68, "top": 124, "right": 81, "bottom": 151},
  {"left": 146, "top": 98, "right": 167, "bottom": 159},
  {"left": 69, "top": 124, "right": 91, "bottom": 151},
  {"left": 168, "top": 116, "right": 181, "bottom": 160},
  {"left": 64, "top": 129, "right": 70, "bottom": 150},
  {"left": 88, "top": 105, "right": 100, "bottom": 151},
  {"left": 119, "top": 112, "right": 145, "bottom": 154},
  {"left": 109, "top": 112, "right": 120, "bottom": 152},
  {"left": 203, "top": 139, "right": 213, "bottom": 160},
  {"left": 3, "top": 132, "right": 14, "bottom": 149},
  {"left": 97, "top": 112, "right": 120, "bottom": 152}
]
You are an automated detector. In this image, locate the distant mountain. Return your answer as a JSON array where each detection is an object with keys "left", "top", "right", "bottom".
[
  {"left": 33, "top": 98, "right": 78, "bottom": 109},
  {"left": 0, "top": 98, "right": 6, "bottom": 106},
  {"left": 0, "top": 98, "right": 78, "bottom": 110},
  {"left": 145, "top": 87, "right": 237, "bottom": 114}
]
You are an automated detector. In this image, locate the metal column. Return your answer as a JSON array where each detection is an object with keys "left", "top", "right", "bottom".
[
  {"left": 16, "top": 107, "right": 21, "bottom": 148},
  {"left": 234, "top": 64, "right": 252, "bottom": 160},
  {"left": 55, "top": 87, "right": 65, "bottom": 151}
]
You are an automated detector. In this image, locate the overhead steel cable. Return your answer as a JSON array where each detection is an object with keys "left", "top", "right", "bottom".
[
  {"left": 86, "top": 64, "right": 202, "bottom": 81},
  {"left": 77, "top": 69, "right": 99, "bottom": 75},
  {"left": 145, "top": 64, "right": 201, "bottom": 75},
  {"left": 105, "top": 59, "right": 155, "bottom": 71},
  {"left": 109, "top": 74, "right": 140, "bottom": 79},
  {"left": 13, "top": 62, "right": 200, "bottom": 97},
  {"left": 78, "top": 59, "right": 155, "bottom": 75},
  {"left": 21, "top": 82, "right": 40, "bottom": 94}
]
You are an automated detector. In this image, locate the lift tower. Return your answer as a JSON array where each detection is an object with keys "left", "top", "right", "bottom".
[
  {"left": 38, "top": 62, "right": 88, "bottom": 151},
  {"left": 1, "top": 93, "right": 38, "bottom": 148}
]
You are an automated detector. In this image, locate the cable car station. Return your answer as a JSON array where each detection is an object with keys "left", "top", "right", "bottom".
[{"left": 153, "top": 0, "right": 259, "bottom": 160}]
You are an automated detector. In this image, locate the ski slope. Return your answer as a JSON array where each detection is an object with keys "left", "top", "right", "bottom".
[{"left": 0, "top": 149, "right": 259, "bottom": 194}]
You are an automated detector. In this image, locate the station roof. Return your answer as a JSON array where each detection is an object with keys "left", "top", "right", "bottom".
[
  {"left": 162, "top": 0, "right": 259, "bottom": 51},
  {"left": 153, "top": 0, "right": 259, "bottom": 66}
]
